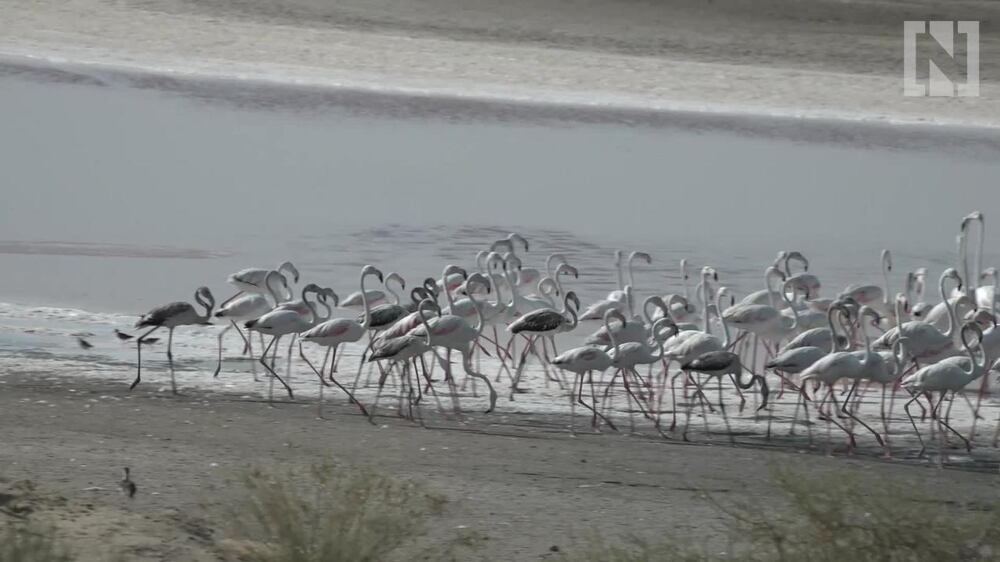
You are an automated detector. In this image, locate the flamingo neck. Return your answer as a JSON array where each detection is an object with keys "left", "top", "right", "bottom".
[
  {"left": 783, "top": 288, "right": 799, "bottom": 332},
  {"left": 614, "top": 253, "right": 624, "bottom": 291},
  {"left": 764, "top": 270, "right": 778, "bottom": 309},
  {"left": 681, "top": 261, "right": 690, "bottom": 302},
  {"left": 715, "top": 292, "right": 731, "bottom": 348},
  {"left": 387, "top": 280, "right": 401, "bottom": 305},
  {"left": 882, "top": 259, "right": 891, "bottom": 308},
  {"left": 826, "top": 307, "right": 842, "bottom": 354},
  {"left": 471, "top": 294, "right": 485, "bottom": 338},
  {"left": 566, "top": 306, "right": 578, "bottom": 332},
  {"left": 442, "top": 273, "right": 456, "bottom": 309},
  {"left": 360, "top": 273, "right": 373, "bottom": 328},
  {"left": 941, "top": 275, "right": 958, "bottom": 339},
  {"left": 702, "top": 275, "right": 712, "bottom": 335},
  {"left": 264, "top": 272, "right": 283, "bottom": 304},
  {"left": 858, "top": 315, "right": 872, "bottom": 367},
  {"left": 196, "top": 293, "right": 214, "bottom": 321}
]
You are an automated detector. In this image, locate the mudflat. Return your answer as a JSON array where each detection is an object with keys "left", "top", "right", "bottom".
[{"left": 0, "top": 372, "right": 995, "bottom": 560}]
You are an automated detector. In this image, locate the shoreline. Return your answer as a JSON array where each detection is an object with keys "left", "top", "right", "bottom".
[
  {"left": 3, "top": 0, "right": 1000, "bottom": 136},
  {"left": 0, "top": 49, "right": 987, "bottom": 129},
  {"left": 5, "top": 52, "right": 1000, "bottom": 156}
]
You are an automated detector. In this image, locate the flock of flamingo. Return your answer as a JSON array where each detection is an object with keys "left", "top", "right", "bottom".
[{"left": 121, "top": 212, "right": 1000, "bottom": 462}]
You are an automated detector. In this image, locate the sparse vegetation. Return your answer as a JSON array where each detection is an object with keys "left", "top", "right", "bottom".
[
  {"left": 561, "top": 466, "right": 1000, "bottom": 562},
  {"left": 225, "top": 463, "right": 450, "bottom": 562},
  {"left": 0, "top": 521, "right": 72, "bottom": 562}
]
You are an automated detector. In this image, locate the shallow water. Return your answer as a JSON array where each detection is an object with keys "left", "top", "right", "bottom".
[{"left": 3, "top": 60, "right": 1000, "bottom": 468}]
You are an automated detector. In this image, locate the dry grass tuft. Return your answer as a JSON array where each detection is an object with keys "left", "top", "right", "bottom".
[
  {"left": 0, "top": 521, "right": 72, "bottom": 562},
  {"left": 563, "top": 466, "right": 1000, "bottom": 562},
  {"left": 226, "top": 463, "right": 448, "bottom": 562}
]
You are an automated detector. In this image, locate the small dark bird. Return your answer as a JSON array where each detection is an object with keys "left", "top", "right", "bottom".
[
  {"left": 77, "top": 337, "right": 93, "bottom": 349},
  {"left": 116, "top": 329, "right": 159, "bottom": 345},
  {"left": 120, "top": 467, "right": 137, "bottom": 498}
]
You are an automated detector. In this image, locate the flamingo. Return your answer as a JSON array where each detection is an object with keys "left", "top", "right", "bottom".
[
  {"left": 131, "top": 286, "right": 215, "bottom": 395},
  {"left": 299, "top": 265, "right": 383, "bottom": 406},
  {"left": 367, "top": 299, "right": 441, "bottom": 422},
  {"left": 798, "top": 304, "right": 885, "bottom": 451},
  {"left": 489, "top": 233, "right": 534, "bottom": 287},
  {"left": 244, "top": 285, "right": 329, "bottom": 403},
  {"left": 738, "top": 266, "right": 788, "bottom": 308},
  {"left": 212, "top": 269, "right": 289, "bottom": 378},
  {"left": 839, "top": 249, "right": 893, "bottom": 316},
  {"left": 909, "top": 268, "right": 931, "bottom": 319},
  {"left": 583, "top": 288, "right": 664, "bottom": 347},
  {"left": 580, "top": 251, "right": 649, "bottom": 320},
  {"left": 608, "top": 251, "right": 652, "bottom": 301},
  {"left": 681, "top": 348, "right": 768, "bottom": 443},
  {"left": 226, "top": 261, "right": 299, "bottom": 302},
  {"left": 874, "top": 269, "right": 963, "bottom": 364},
  {"left": 669, "top": 259, "right": 702, "bottom": 325},
  {"left": 507, "top": 291, "right": 581, "bottom": 396},
  {"left": 407, "top": 271, "right": 498, "bottom": 412},
  {"left": 373, "top": 267, "right": 465, "bottom": 345},
  {"left": 960, "top": 211, "right": 985, "bottom": 304},
  {"left": 604, "top": 315, "right": 677, "bottom": 435},
  {"left": 341, "top": 271, "right": 404, "bottom": 309},
  {"left": 901, "top": 322, "right": 996, "bottom": 461},
  {"left": 550, "top": 309, "right": 619, "bottom": 431}
]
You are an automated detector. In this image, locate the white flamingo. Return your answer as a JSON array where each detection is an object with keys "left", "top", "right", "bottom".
[
  {"left": 212, "top": 270, "right": 289, "bottom": 378},
  {"left": 226, "top": 261, "right": 299, "bottom": 300},
  {"left": 245, "top": 285, "right": 328, "bottom": 403},
  {"left": 408, "top": 271, "right": 498, "bottom": 413},
  {"left": 901, "top": 322, "right": 996, "bottom": 460}
]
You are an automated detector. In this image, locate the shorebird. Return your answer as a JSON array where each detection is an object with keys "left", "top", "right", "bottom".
[{"left": 119, "top": 467, "right": 137, "bottom": 498}]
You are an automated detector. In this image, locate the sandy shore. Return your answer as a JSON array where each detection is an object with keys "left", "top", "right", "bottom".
[
  {"left": 1, "top": 371, "right": 998, "bottom": 560},
  {"left": 2, "top": 0, "right": 999, "bottom": 126}
]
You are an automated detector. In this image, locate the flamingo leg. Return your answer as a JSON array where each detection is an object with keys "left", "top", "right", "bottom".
[
  {"left": 246, "top": 324, "right": 258, "bottom": 380},
  {"left": 130, "top": 326, "right": 160, "bottom": 391},
  {"left": 509, "top": 335, "right": 535, "bottom": 399},
  {"left": 841, "top": 380, "right": 885, "bottom": 448},
  {"left": 350, "top": 336, "right": 376, "bottom": 399},
  {"left": 368, "top": 364, "right": 392, "bottom": 424},
  {"left": 938, "top": 391, "right": 972, "bottom": 453},
  {"left": 683, "top": 374, "right": 712, "bottom": 441},
  {"left": 718, "top": 376, "right": 735, "bottom": 444},
  {"left": 284, "top": 335, "right": 297, "bottom": 384},
  {"left": 587, "top": 371, "right": 618, "bottom": 430},
  {"left": 297, "top": 342, "right": 331, "bottom": 419},
  {"left": 213, "top": 323, "right": 233, "bottom": 378},
  {"left": 166, "top": 328, "right": 178, "bottom": 395},
  {"left": 461, "top": 348, "right": 497, "bottom": 413},
  {"left": 903, "top": 394, "right": 926, "bottom": 457},
  {"left": 669, "top": 371, "right": 683, "bottom": 432},
  {"left": 259, "top": 336, "right": 294, "bottom": 403}
]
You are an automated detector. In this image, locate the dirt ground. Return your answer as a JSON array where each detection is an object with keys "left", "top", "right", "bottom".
[{"left": 1, "top": 371, "right": 998, "bottom": 560}]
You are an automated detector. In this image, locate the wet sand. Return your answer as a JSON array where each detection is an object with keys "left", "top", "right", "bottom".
[{"left": 1, "top": 371, "right": 999, "bottom": 560}]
